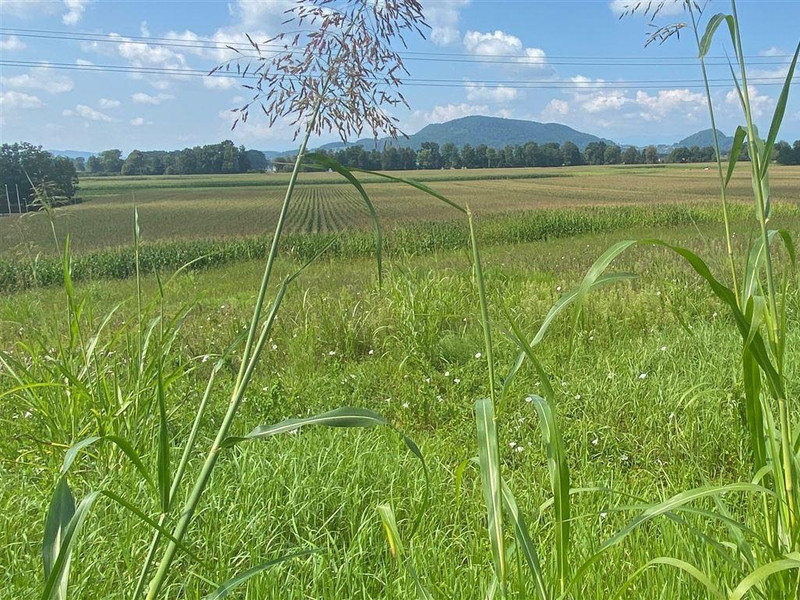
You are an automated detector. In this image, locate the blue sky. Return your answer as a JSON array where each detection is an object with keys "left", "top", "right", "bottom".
[{"left": 1, "top": 0, "right": 798, "bottom": 152}]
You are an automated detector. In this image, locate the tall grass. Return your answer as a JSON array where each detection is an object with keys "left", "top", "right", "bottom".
[{"left": 19, "top": 1, "right": 800, "bottom": 598}]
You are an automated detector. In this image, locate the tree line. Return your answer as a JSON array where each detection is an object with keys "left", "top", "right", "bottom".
[
  {"left": 76, "top": 140, "right": 269, "bottom": 176},
  {"left": 1, "top": 143, "right": 79, "bottom": 214},
  {"left": 274, "top": 140, "right": 742, "bottom": 172}
]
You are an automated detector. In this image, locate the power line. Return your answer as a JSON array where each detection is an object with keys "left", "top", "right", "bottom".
[
  {"left": 2, "top": 59, "right": 797, "bottom": 90},
  {"left": 0, "top": 27, "right": 795, "bottom": 67}
]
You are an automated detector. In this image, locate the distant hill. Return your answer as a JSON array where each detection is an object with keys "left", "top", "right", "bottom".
[
  {"left": 47, "top": 150, "right": 95, "bottom": 160},
  {"left": 314, "top": 115, "right": 613, "bottom": 153},
  {"left": 673, "top": 129, "right": 733, "bottom": 152}
]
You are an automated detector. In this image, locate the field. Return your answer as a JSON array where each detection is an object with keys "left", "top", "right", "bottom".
[
  {"left": 3, "top": 164, "right": 800, "bottom": 256},
  {"left": 1, "top": 164, "right": 800, "bottom": 598}
]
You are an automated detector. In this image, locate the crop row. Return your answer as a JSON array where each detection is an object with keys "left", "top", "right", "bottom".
[{"left": 1, "top": 203, "right": 786, "bottom": 293}]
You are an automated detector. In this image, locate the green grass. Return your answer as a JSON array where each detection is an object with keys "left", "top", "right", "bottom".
[{"left": 2, "top": 216, "right": 798, "bottom": 598}]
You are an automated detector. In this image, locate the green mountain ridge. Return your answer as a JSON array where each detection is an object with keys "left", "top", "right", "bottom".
[{"left": 315, "top": 115, "right": 615, "bottom": 152}]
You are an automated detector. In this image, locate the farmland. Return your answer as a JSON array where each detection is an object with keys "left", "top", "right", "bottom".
[
  {"left": 3, "top": 164, "right": 800, "bottom": 256},
  {"left": 2, "top": 163, "right": 800, "bottom": 598}
]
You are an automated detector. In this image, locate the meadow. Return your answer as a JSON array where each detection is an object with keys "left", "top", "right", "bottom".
[{"left": 1, "top": 159, "right": 799, "bottom": 598}]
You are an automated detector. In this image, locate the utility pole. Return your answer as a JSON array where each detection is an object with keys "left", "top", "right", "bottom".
[
  {"left": 15, "top": 184, "right": 23, "bottom": 213},
  {"left": 3, "top": 185, "right": 10, "bottom": 215}
]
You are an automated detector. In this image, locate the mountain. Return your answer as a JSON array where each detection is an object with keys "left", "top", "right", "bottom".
[
  {"left": 673, "top": 129, "right": 733, "bottom": 152},
  {"left": 47, "top": 150, "right": 95, "bottom": 160},
  {"left": 314, "top": 115, "right": 613, "bottom": 152}
]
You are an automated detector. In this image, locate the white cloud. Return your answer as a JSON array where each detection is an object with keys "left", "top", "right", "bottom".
[
  {"left": 635, "top": 88, "right": 707, "bottom": 121},
  {"left": 426, "top": 0, "right": 469, "bottom": 46},
  {"left": 463, "top": 30, "right": 547, "bottom": 68},
  {"left": 465, "top": 82, "right": 518, "bottom": 103},
  {"left": 76, "top": 59, "right": 94, "bottom": 66},
  {"left": 98, "top": 98, "right": 121, "bottom": 109},
  {"left": 63, "top": 0, "right": 90, "bottom": 25},
  {"left": 1, "top": 67, "right": 74, "bottom": 94},
  {"left": 204, "top": 76, "right": 239, "bottom": 90},
  {"left": 581, "top": 90, "right": 629, "bottom": 113},
  {"left": 131, "top": 92, "right": 174, "bottom": 105},
  {"left": 63, "top": 104, "right": 114, "bottom": 122},
  {"left": 0, "top": 91, "right": 45, "bottom": 109},
  {"left": 759, "top": 46, "right": 784, "bottom": 57},
  {"left": 0, "top": 1, "right": 58, "bottom": 18},
  {"left": 541, "top": 99, "right": 570, "bottom": 121},
  {"left": 725, "top": 85, "right": 773, "bottom": 118},
  {"left": 130, "top": 117, "right": 152, "bottom": 126},
  {"left": 403, "top": 102, "right": 511, "bottom": 133},
  {"left": 609, "top": 0, "right": 685, "bottom": 17},
  {"left": 0, "top": 35, "right": 26, "bottom": 51},
  {"left": 140, "top": 21, "right": 150, "bottom": 37}
]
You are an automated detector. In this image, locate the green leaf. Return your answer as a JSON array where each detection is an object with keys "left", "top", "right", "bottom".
[
  {"left": 308, "top": 152, "right": 384, "bottom": 287},
  {"left": 503, "top": 272, "right": 636, "bottom": 391},
  {"left": 730, "top": 553, "right": 800, "bottom": 600},
  {"left": 611, "top": 557, "right": 724, "bottom": 600},
  {"left": 41, "top": 491, "right": 100, "bottom": 600},
  {"left": 760, "top": 42, "right": 800, "bottom": 177},
  {"left": 500, "top": 479, "right": 549, "bottom": 600},
  {"left": 725, "top": 126, "right": 747, "bottom": 188},
  {"left": 377, "top": 504, "right": 404, "bottom": 559},
  {"left": 351, "top": 167, "right": 467, "bottom": 214},
  {"left": 698, "top": 13, "right": 733, "bottom": 58},
  {"left": 42, "top": 478, "right": 75, "bottom": 600},
  {"left": 99, "top": 490, "right": 202, "bottom": 564},
  {"left": 529, "top": 395, "right": 570, "bottom": 594},
  {"left": 223, "top": 407, "right": 389, "bottom": 447},
  {"left": 60, "top": 435, "right": 154, "bottom": 491},
  {"left": 203, "top": 549, "right": 318, "bottom": 600},
  {"left": 156, "top": 365, "right": 170, "bottom": 513},
  {"left": 376, "top": 504, "right": 434, "bottom": 600},
  {"left": 475, "top": 398, "right": 506, "bottom": 592}
]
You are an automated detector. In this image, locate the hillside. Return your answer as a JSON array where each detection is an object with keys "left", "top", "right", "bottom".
[
  {"left": 674, "top": 129, "right": 733, "bottom": 152},
  {"left": 317, "top": 115, "right": 613, "bottom": 152}
]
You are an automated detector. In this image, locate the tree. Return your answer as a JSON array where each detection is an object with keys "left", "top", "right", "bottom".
[
  {"left": 668, "top": 147, "right": 691, "bottom": 163},
  {"left": 440, "top": 142, "right": 461, "bottom": 169},
  {"left": 644, "top": 145, "right": 659, "bottom": 164},
  {"left": 460, "top": 144, "right": 477, "bottom": 168},
  {"left": 121, "top": 150, "right": 147, "bottom": 175},
  {"left": 603, "top": 144, "right": 622, "bottom": 165},
  {"left": 99, "top": 149, "right": 124, "bottom": 174},
  {"left": 417, "top": 142, "right": 441, "bottom": 169},
  {"left": 622, "top": 146, "right": 640, "bottom": 164},
  {"left": 86, "top": 155, "right": 102, "bottom": 174},
  {"left": 0, "top": 142, "right": 78, "bottom": 211},
  {"left": 73, "top": 157, "right": 85, "bottom": 172},
  {"left": 561, "top": 141, "right": 582, "bottom": 166},
  {"left": 584, "top": 141, "right": 607, "bottom": 165}
]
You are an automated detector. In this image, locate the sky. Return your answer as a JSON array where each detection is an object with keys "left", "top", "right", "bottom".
[{"left": 1, "top": 0, "right": 799, "bottom": 153}]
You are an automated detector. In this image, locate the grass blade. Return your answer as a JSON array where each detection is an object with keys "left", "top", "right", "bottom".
[
  {"left": 529, "top": 395, "right": 570, "bottom": 595},
  {"left": 500, "top": 479, "right": 549, "bottom": 600},
  {"left": 698, "top": 13, "right": 733, "bottom": 58},
  {"left": 611, "top": 557, "right": 724, "bottom": 600},
  {"left": 224, "top": 407, "right": 388, "bottom": 446},
  {"left": 42, "top": 478, "right": 75, "bottom": 600},
  {"left": 726, "top": 126, "right": 747, "bottom": 188},
  {"left": 307, "top": 152, "right": 384, "bottom": 286},
  {"left": 730, "top": 554, "right": 800, "bottom": 600},
  {"left": 503, "top": 272, "right": 635, "bottom": 391},
  {"left": 203, "top": 549, "right": 319, "bottom": 600},
  {"left": 60, "top": 435, "right": 154, "bottom": 491},
  {"left": 476, "top": 397, "right": 506, "bottom": 593},
  {"left": 41, "top": 491, "right": 100, "bottom": 600},
  {"left": 760, "top": 42, "right": 800, "bottom": 177},
  {"left": 377, "top": 504, "right": 435, "bottom": 599},
  {"left": 351, "top": 167, "right": 467, "bottom": 214}
]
